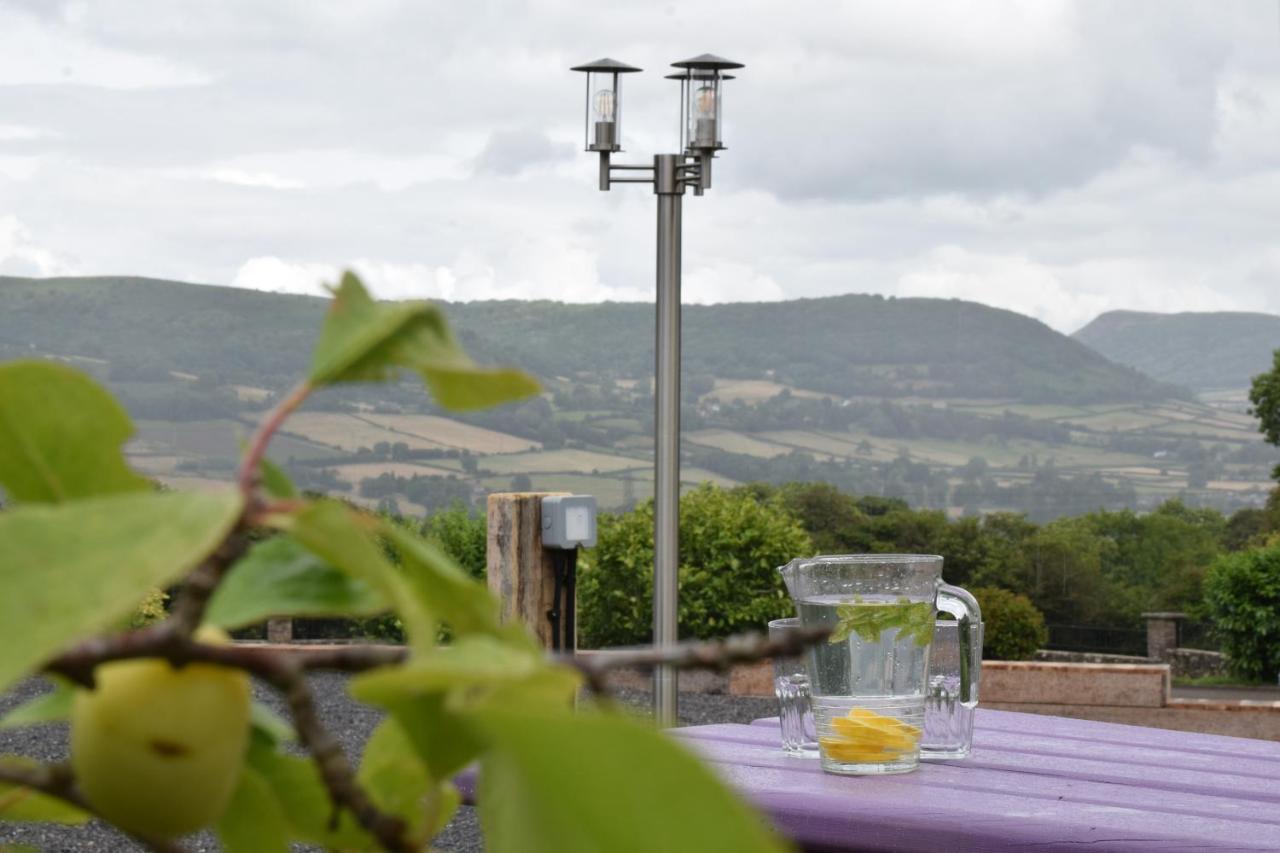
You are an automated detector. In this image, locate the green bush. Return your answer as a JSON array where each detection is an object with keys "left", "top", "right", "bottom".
[
  {"left": 421, "top": 501, "right": 487, "bottom": 581},
  {"left": 1204, "top": 545, "right": 1280, "bottom": 681},
  {"left": 970, "top": 586, "right": 1048, "bottom": 660},
  {"left": 578, "top": 484, "right": 813, "bottom": 647}
]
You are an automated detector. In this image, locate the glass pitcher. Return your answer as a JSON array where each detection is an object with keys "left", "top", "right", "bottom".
[{"left": 779, "top": 554, "right": 981, "bottom": 775}]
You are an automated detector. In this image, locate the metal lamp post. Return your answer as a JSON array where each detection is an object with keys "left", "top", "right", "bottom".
[{"left": 572, "top": 53, "right": 745, "bottom": 727}]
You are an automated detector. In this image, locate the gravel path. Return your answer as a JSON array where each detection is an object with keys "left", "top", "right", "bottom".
[{"left": 0, "top": 675, "right": 775, "bottom": 851}]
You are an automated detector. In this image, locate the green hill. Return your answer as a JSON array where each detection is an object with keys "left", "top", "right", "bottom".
[
  {"left": 1074, "top": 310, "right": 1280, "bottom": 392},
  {"left": 0, "top": 276, "right": 1175, "bottom": 404}
]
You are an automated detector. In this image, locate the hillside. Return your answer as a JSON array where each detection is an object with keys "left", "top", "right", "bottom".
[
  {"left": 2, "top": 275, "right": 1274, "bottom": 520},
  {"left": 0, "top": 276, "right": 1176, "bottom": 403},
  {"left": 1074, "top": 310, "right": 1280, "bottom": 392}
]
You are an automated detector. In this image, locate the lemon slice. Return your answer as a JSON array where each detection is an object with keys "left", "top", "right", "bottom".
[
  {"left": 819, "top": 736, "right": 904, "bottom": 763},
  {"left": 831, "top": 715, "right": 916, "bottom": 751}
]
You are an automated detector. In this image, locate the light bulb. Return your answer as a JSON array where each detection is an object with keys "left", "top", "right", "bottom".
[
  {"left": 593, "top": 88, "right": 616, "bottom": 121},
  {"left": 693, "top": 84, "right": 716, "bottom": 119}
]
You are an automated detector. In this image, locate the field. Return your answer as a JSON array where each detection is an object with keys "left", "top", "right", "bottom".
[
  {"left": 329, "top": 462, "right": 467, "bottom": 486},
  {"left": 121, "top": 380, "right": 1276, "bottom": 517},
  {"left": 482, "top": 449, "right": 648, "bottom": 475},
  {"left": 686, "top": 429, "right": 792, "bottom": 458},
  {"left": 701, "top": 379, "right": 827, "bottom": 404},
  {"left": 270, "top": 413, "right": 450, "bottom": 452},
  {"left": 131, "top": 419, "right": 341, "bottom": 462},
  {"left": 353, "top": 414, "right": 539, "bottom": 453}
]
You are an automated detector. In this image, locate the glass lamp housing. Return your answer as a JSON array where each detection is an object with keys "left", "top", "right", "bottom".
[
  {"left": 670, "top": 55, "right": 743, "bottom": 153},
  {"left": 571, "top": 58, "right": 641, "bottom": 152}
]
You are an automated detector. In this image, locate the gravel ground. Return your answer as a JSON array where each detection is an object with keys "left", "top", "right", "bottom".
[{"left": 0, "top": 675, "right": 776, "bottom": 851}]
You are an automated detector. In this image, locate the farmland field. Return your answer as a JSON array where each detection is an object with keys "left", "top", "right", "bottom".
[
  {"left": 482, "top": 449, "right": 648, "bottom": 475},
  {"left": 354, "top": 414, "right": 539, "bottom": 453},
  {"left": 701, "top": 379, "right": 827, "bottom": 404},
  {"left": 329, "top": 462, "right": 466, "bottom": 486},
  {"left": 686, "top": 429, "right": 791, "bottom": 458},
  {"left": 270, "top": 413, "right": 449, "bottom": 452}
]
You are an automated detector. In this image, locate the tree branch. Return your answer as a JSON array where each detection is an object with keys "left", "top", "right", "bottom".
[
  {"left": 236, "top": 380, "right": 312, "bottom": 495},
  {"left": 167, "top": 524, "right": 254, "bottom": 636},
  {"left": 0, "top": 761, "right": 187, "bottom": 853},
  {"left": 565, "top": 625, "right": 831, "bottom": 695}
]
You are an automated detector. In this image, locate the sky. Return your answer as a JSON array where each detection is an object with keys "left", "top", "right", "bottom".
[{"left": 1, "top": 0, "right": 1279, "bottom": 333}]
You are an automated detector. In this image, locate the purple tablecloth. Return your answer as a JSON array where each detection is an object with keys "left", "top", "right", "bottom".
[{"left": 666, "top": 709, "right": 1280, "bottom": 852}]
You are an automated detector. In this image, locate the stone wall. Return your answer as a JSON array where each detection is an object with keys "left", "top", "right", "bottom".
[{"left": 1165, "top": 647, "right": 1229, "bottom": 679}]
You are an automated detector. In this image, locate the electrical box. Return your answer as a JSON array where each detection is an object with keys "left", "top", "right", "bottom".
[{"left": 541, "top": 495, "right": 597, "bottom": 549}]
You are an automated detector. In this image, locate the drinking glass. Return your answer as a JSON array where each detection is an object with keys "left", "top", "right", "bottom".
[
  {"left": 779, "top": 554, "right": 981, "bottom": 776},
  {"left": 768, "top": 618, "right": 819, "bottom": 757},
  {"left": 921, "top": 615, "right": 983, "bottom": 760}
]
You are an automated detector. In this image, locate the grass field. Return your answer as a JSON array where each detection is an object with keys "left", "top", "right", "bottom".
[
  {"left": 354, "top": 413, "right": 539, "bottom": 453},
  {"left": 271, "top": 413, "right": 449, "bottom": 452},
  {"left": 329, "top": 462, "right": 466, "bottom": 486},
  {"left": 701, "top": 379, "right": 828, "bottom": 404},
  {"left": 482, "top": 448, "right": 648, "bottom": 475},
  {"left": 686, "top": 429, "right": 791, "bottom": 458}
]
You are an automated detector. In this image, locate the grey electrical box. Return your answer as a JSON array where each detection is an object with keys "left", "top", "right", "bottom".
[{"left": 541, "top": 495, "right": 597, "bottom": 549}]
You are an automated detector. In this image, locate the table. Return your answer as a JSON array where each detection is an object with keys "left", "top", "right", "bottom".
[{"left": 668, "top": 710, "right": 1280, "bottom": 852}]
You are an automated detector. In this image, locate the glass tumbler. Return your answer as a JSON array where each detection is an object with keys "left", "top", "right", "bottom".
[
  {"left": 921, "top": 614, "right": 983, "bottom": 760},
  {"left": 768, "top": 618, "right": 819, "bottom": 757}
]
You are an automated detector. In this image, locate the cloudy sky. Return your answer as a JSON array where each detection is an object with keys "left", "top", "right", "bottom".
[{"left": 1, "top": 0, "right": 1279, "bottom": 332}]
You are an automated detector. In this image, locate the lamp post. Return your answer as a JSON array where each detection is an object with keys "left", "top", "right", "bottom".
[{"left": 572, "top": 53, "right": 745, "bottom": 727}]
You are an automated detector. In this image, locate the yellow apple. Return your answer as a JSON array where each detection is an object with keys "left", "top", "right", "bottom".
[{"left": 70, "top": 628, "right": 251, "bottom": 839}]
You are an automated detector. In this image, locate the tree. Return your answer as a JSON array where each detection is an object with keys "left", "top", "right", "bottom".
[
  {"left": 578, "top": 484, "right": 813, "bottom": 646},
  {"left": 1249, "top": 348, "right": 1280, "bottom": 479}
]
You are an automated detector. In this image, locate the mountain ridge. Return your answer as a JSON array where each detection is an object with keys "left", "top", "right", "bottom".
[
  {"left": 0, "top": 274, "right": 1178, "bottom": 405},
  {"left": 1074, "top": 309, "right": 1280, "bottom": 392}
]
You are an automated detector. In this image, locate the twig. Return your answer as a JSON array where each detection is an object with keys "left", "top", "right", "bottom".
[
  {"left": 565, "top": 625, "right": 831, "bottom": 695},
  {"left": 0, "top": 761, "right": 187, "bottom": 853},
  {"left": 236, "top": 380, "right": 312, "bottom": 495},
  {"left": 167, "top": 524, "right": 254, "bottom": 636},
  {"left": 268, "top": 659, "right": 414, "bottom": 852}
]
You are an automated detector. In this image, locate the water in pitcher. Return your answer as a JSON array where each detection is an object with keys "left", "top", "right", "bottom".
[{"left": 799, "top": 593, "right": 933, "bottom": 774}]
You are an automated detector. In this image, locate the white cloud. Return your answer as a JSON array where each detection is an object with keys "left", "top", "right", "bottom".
[
  {"left": 2, "top": 0, "right": 1280, "bottom": 333},
  {"left": 0, "top": 216, "right": 78, "bottom": 277},
  {"left": 0, "top": 7, "right": 211, "bottom": 90}
]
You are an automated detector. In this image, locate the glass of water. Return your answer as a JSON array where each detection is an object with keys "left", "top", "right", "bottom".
[
  {"left": 921, "top": 615, "right": 983, "bottom": 760},
  {"left": 768, "top": 618, "right": 819, "bottom": 757}
]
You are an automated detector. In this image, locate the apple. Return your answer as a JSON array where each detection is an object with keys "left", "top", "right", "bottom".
[{"left": 70, "top": 628, "right": 251, "bottom": 839}]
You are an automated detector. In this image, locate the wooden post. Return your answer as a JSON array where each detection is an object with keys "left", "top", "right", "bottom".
[{"left": 487, "top": 491, "right": 570, "bottom": 650}]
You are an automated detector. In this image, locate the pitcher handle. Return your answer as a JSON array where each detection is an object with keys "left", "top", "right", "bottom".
[{"left": 937, "top": 584, "right": 983, "bottom": 704}]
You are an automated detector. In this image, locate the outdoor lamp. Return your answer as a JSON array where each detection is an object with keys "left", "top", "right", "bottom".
[
  {"left": 669, "top": 54, "right": 742, "bottom": 151},
  {"left": 571, "top": 52, "right": 745, "bottom": 728},
  {"left": 570, "top": 58, "right": 642, "bottom": 153}
]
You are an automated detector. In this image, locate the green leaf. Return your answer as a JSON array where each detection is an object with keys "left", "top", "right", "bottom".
[
  {"left": 245, "top": 741, "right": 373, "bottom": 849},
  {"left": 0, "top": 679, "right": 73, "bottom": 730},
  {"left": 350, "top": 639, "right": 579, "bottom": 782},
  {"left": 829, "top": 599, "right": 935, "bottom": 648},
  {"left": 379, "top": 522, "right": 505, "bottom": 639},
  {"left": 0, "top": 361, "right": 149, "bottom": 504},
  {"left": 0, "top": 757, "right": 90, "bottom": 824},
  {"left": 215, "top": 765, "right": 291, "bottom": 853},
  {"left": 308, "top": 272, "right": 540, "bottom": 410},
  {"left": 279, "top": 501, "right": 435, "bottom": 654},
  {"left": 249, "top": 701, "right": 295, "bottom": 745},
  {"left": 472, "top": 708, "right": 789, "bottom": 853},
  {"left": 259, "top": 457, "right": 298, "bottom": 500},
  {"left": 0, "top": 489, "right": 243, "bottom": 693},
  {"left": 359, "top": 718, "right": 459, "bottom": 844},
  {"left": 205, "top": 536, "right": 387, "bottom": 630}
]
